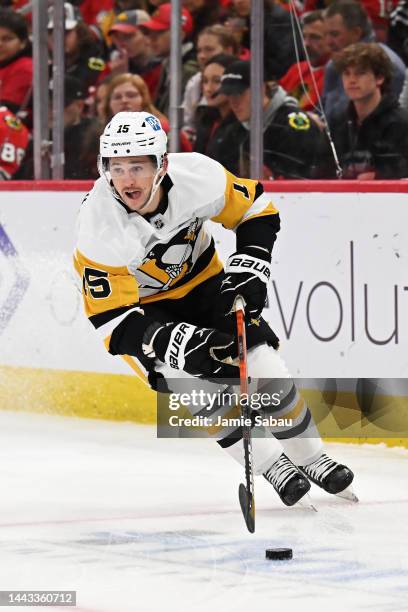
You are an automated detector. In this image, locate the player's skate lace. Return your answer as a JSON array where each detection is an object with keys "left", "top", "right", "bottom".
[
  {"left": 264, "top": 454, "right": 301, "bottom": 492},
  {"left": 300, "top": 453, "right": 354, "bottom": 494},
  {"left": 263, "top": 453, "right": 310, "bottom": 506},
  {"left": 301, "top": 453, "right": 337, "bottom": 481}
]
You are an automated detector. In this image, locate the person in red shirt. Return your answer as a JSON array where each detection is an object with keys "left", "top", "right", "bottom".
[
  {"left": 0, "top": 8, "right": 32, "bottom": 114},
  {"left": 279, "top": 10, "right": 330, "bottom": 111},
  {"left": 0, "top": 105, "right": 30, "bottom": 179}
]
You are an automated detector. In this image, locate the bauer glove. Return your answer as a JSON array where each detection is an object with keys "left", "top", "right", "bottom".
[
  {"left": 217, "top": 247, "right": 271, "bottom": 319},
  {"left": 142, "top": 321, "right": 239, "bottom": 380}
]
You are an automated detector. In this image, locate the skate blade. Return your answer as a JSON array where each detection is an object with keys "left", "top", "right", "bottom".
[
  {"left": 335, "top": 485, "right": 359, "bottom": 503},
  {"left": 298, "top": 493, "right": 318, "bottom": 512}
]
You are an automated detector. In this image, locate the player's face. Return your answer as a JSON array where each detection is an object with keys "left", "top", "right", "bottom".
[
  {"left": 202, "top": 63, "right": 229, "bottom": 107},
  {"left": 342, "top": 66, "right": 384, "bottom": 103},
  {"left": 324, "top": 15, "right": 361, "bottom": 58},
  {"left": 109, "top": 156, "right": 158, "bottom": 213},
  {"left": 0, "top": 26, "right": 25, "bottom": 63},
  {"left": 228, "top": 88, "right": 250, "bottom": 122},
  {"left": 110, "top": 82, "right": 144, "bottom": 115},
  {"left": 303, "top": 20, "right": 330, "bottom": 65}
]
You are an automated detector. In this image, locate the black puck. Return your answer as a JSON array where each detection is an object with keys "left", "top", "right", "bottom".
[{"left": 265, "top": 547, "right": 293, "bottom": 560}]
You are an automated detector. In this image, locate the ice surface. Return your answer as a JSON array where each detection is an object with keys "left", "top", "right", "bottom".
[{"left": 0, "top": 411, "right": 407, "bottom": 612}]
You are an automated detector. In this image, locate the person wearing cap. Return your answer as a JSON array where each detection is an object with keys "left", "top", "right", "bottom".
[
  {"left": 140, "top": 3, "right": 198, "bottom": 115},
  {"left": 16, "top": 76, "right": 100, "bottom": 180},
  {"left": 60, "top": 75, "right": 101, "bottom": 179},
  {"left": 97, "top": 0, "right": 150, "bottom": 45},
  {"left": 214, "top": 60, "right": 332, "bottom": 179},
  {"left": 0, "top": 8, "right": 32, "bottom": 114},
  {"left": 48, "top": 2, "right": 106, "bottom": 93},
  {"left": 107, "top": 10, "right": 162, "bottom": 99}
]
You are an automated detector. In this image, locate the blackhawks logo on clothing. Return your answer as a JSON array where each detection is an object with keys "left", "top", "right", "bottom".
[
  {"left": 88, "top": 57, "right": 106, "bottom": 72},
  {"left": 4, "top": 113, "right": 22, "bottom": 130},
  {"left": 288, "top": 112, "right": 311, "bottom": 131}
]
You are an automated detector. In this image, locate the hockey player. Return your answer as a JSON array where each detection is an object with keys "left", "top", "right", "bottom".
[{"left": 74, "top": 111, "right": 355, "bottom": 507}]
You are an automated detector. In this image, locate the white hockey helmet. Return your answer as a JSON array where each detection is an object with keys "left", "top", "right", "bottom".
[{"left": 98, "top": 111, "right": 168, "bottom": 176}]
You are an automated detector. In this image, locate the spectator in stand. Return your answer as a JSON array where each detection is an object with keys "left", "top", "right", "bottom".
[
  {"left": 303, "top": 0, "right": 399, "bottom": 42},
  {"left": 213, "top": 60, "right": 332, "bottom": 178},
  {"left": 92, "top": 76, "right": 114, "bottom": 121},
  {"left": 222, "top": 13, "right": 250, "bottom": 61},
  {"left": 16, "top": 76, "right": 100, "bottom": 180},
  {"left": 107, "top": 10, "right": 162, "bottom": 99},
  {"left": 194, "top": 53, "right": 237, "bottom": 158},
  {"left": 140, "top": 3, "right": 198, "bottom": 115},
  {"left": 98, "top": 0, "right": 150, "bottom": 45},
  {"left": 279, "top": 11, "right": 330, "bottom": 111},
  {"left": 0, "top": 105, "right": 29, "bottom": 179},
  {"left": 60, "top": 76, "right": 101, "bottom": 179},
  {"left": 182, "top": 0, "right": 226, "bottom": 43},
  {"left": 223, "top": 0, "right": 305, "bottom": 80},
  {"left": 323, "top": 0, "right": 405, "bottom": 120},
  {"left": 79, "top": 0, "right": 119, "bottom": 28},
  {"left": 330, "top": 42, "right": 408, "bottom": 179},
  {"left": 102, "top": 72, "right": 192, "bottom": 151},
  {"left": 47, "top": 3, "right": 106, "bottom": 94},
  {"left": 183, "top": 25, "right": 238, "bottom": 135},
  {"left": 0, "top": 9, "right": 32, "bottom": 114},
  {"left": 389, "top": 0, "right": 408, "bottom": 66}
]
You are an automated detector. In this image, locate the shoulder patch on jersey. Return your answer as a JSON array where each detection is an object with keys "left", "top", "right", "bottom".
[
  {"left": 288, "top": 111, "right": 311, "bottom": 131},
  {"left": 4, "top": 114, "right": 22, "bottom": 130},
  {"left": 88, "top": 57, "right": 106, "bottom": 72}
]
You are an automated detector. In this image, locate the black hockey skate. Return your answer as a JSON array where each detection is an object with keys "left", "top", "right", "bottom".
[
  {"left": 263, "top": 453, "right": 311, "bottom": 506},
  {"left": 300, "top": 453, "right": 357, "bottom": 501}
]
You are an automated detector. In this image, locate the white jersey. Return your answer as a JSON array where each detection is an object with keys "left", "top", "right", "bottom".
[{"left": 74, "top": 152, "right": 278, "bottom": 347}]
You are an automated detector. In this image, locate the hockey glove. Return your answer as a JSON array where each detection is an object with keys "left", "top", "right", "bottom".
[
  {"left": 217, "top": 248, "right": 271, "bottom": 319},
  {"left": 143, "top": 321, "right": 239, "bottom": 380}
]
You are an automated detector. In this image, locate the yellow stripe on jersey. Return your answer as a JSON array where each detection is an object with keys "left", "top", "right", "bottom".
[
  {"left": 74, "top": 249, "right": 139, "bottom": 318},
  {"left": 211, "top": 170, "right": 259, "bottom": 229},
  {"left": 241, "top": 201, "right": 279, "bottom": 223},
  {"left": 141, "top": 252, "right": 223, "bottom": 304}
]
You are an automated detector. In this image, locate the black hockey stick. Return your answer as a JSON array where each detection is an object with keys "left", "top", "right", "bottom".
[{"left": 235, "top": 296, "right": 255, "bottom": 533}]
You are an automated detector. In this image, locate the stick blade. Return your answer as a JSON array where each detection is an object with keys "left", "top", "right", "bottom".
[{"left": 239, "top": 483, "right": 255, "bottom": 533}]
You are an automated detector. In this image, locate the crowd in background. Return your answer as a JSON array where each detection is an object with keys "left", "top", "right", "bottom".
[{"left": 1, "top": 0, "right": 408, "bottom": 180}]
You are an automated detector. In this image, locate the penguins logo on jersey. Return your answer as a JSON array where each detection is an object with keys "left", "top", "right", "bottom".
[{"left": 136, "top": 220, "right": 202, "bottom": 291}]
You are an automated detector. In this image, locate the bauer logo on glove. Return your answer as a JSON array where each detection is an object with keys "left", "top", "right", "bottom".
[
  {"left": 228, "top": 255, "right": 271, "bottom": 280},
  {"left": 216, "top": 249, "right": 272, "bottom": 319}
]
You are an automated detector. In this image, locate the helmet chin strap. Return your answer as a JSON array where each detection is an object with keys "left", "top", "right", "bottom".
[{"left": 138, "top": 167, "right": 165, "bottom": 212}]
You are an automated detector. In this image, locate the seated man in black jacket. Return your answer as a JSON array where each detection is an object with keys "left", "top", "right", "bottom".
[
  {"left": 212, "top": 60, "right": 332, "bottom": 179},
  {"left": 330, "top": 42, "right": 408, "bottom": 179}
]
